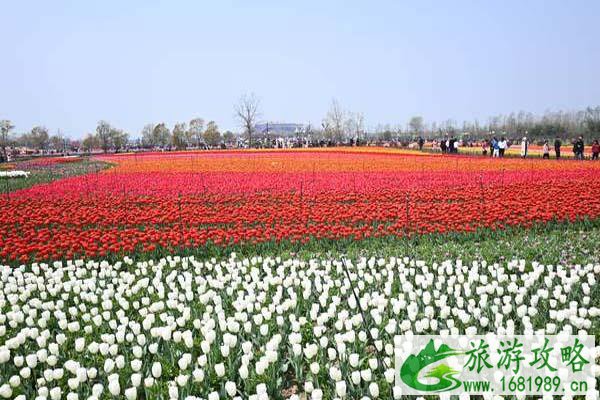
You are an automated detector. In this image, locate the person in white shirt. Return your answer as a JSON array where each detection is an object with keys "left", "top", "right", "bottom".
[
  {"left": 520, "top": 136, "right": 528, "bottom": 158},
  {"left": 498, "top": 137, "right": 508, "bottom": 157}
]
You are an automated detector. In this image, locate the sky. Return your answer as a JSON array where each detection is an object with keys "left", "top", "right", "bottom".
[{"left": 1, "top": 0, "right": 599, "bottom": 139}]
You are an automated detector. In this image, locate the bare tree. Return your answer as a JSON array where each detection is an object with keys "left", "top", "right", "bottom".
[
  {"left": 0, "top": 120, "right": 15, "bottom": 162},
  {"left": 141, "top": 124, "right": 156, "bottom": 148},
  {"left": 346, "top": 112, "right": 365, "bottom": 142},
  {"left": 235, "top": 93, "right": 261, "bottom": 147},
  {"left": 188, "top": 118, "right": 205, "bottom": 148},
  {"left": 323, "top": 99, "right": 345, "bottom": 142}
]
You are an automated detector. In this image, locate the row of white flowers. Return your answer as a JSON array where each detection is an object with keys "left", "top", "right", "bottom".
[
  {"left": 0, "top": 254, "right": 598, "bottom": 399},
  {"left": 0, "top": 170, "right": 29, "bottom": 178}
]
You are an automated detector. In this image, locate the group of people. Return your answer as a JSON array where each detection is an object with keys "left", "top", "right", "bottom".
[
  {"left": 540, "top": 136, "right": 600, "bottom": 160},
  {"left": 439, "top": 137, "right": 460, "bottom": 153},
  {"left": 481, "top": 136, "right": 600, "bottom": 160},
  {"left": 481, "top": 137, "right": 509, "bottom": 157}
]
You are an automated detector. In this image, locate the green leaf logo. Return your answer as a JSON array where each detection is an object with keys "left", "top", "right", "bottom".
[{"left": 400, "top": 339, "right": 463, "bottom": 392}]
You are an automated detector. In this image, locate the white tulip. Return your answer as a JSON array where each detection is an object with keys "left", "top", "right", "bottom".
[
  {"left": 304, "top": 381, "right": 314, "bottom": 393},
  {"left": 104, "top": 359, "right": 114, "bottom": 373},
  {"left": 351, "top": 371, "right": 361, "bottom": 384},
  {"left": 124, "top": 387, "right": 137, "bottom": 400},
  {"left": 49, "top": 387, "right": 61, "bottom": 400},
  {"left": 168, "top": 384, "right": 178, "bottom": 399},
  {"left": 225, "top": 381, "right": 237, "bottom": 397},
  {"left": 131, "top": 373, "right": 141, "bottom": 387},
  {"left": 361, "top": 369, "right": 372, "bottom": 382},
  {"left": 9, "top": 375, "right": 21, "bottom": 387},
  {"left": 0, "top": 384, "right": 12, "bottom": 399},
  {"left": 208, "top": 392, "right": 219, "bottom": 400},
  {"left": 108, "top": 379, "right": 120, "bottom": 396},
  {"left": 369, "top": 382, "right": 379, "bottom": 397},
  {"left": 310, "top": 362, "right": 320, "bottom": 374},
  {"left": 75, "top": 338, "right": 85, "bottom": 352},
  {"left": 152, "top": 362, "right": 162, "bottom": 378},
  {"left": 131, "top": 359, "right": 142, "bottom": 372},
  {"left": 92, "top": 383, "right": 103, "bottom": 396},
  {"left": 192, "top": 368, "right": 204, "bottom": 382},
  {"left": 311, "top": 389, "right": 323, "bottom": 400},
  {"left": 335, "top": 381, "right": 347, "bottom": 398},
  {"left": 239, "top": 364, "right": 249, "bottom": 379}
]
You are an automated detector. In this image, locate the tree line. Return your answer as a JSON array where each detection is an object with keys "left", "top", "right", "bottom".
[
  {"left": 371, "top": 106, "right": 600, "bottom": 142},
  {"left": 81, "top": 119, "right": 235, "bottom": 153},
  {"left": 0, "top": 118, "right": 236, "bottom": 159},
  {"left": 2, "top": 103, "right": 600, "bottom": 160}
]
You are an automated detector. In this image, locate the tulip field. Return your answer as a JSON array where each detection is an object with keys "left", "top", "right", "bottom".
[
  {"left": 1, "top": 149, "right": 600, "bottom": 399},
  {"left": 2, "top": 149, "right": 600, "bottom": 264}
]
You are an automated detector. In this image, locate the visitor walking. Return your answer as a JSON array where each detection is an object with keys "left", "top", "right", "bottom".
[
  {"left": 592, "top": 140, "right": 600, "bottom": 160},
  {"left": 440, "top": 139, "right": 447, "bottom": 153},
  {"left": 554, "top": 137, "right": 562, "bottom": 159},
  {"left": 520, "top": 136, "right": 528, "bottom": 158},
  {"left": 574, "top": 136, "right": 585, "bottom": 160},
  {"left": 498, "top": 137, "right": 508, "bottom": 157},
  {"left": 542, "top": 140, "right": 550, "bottom": 159},
  {"left": 491, "top": 137, "right": 499, "bottom": 157},
  {"left": 448, "top": 137, "right": 456, "bottom": 154},
  {"left": 418, "top": 136, "right": 425, "bottom": 151}
]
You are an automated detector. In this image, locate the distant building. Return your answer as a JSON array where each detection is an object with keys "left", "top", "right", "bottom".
[{"left": 254, "top": 122, "right": 305, "bottom": 138}]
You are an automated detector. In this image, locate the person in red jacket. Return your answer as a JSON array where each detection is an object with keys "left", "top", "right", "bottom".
[{"left": 592, "top": 139, "right": 600, "bottom": 160}]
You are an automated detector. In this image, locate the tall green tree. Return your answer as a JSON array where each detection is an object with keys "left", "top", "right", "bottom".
[
  {"left": 172, "top": 122, "right": 188, "bottom": 150},
  {"left": 203, "top": 121, "right": 221, "bottom": 147},
  {"left": 409, "top": 116, "right": 424, "bottom": 136},
  {"left": 82, "top": 133, "right": 100, "bottom": 153},
  {"left": 222, "top": 130, "right": 235, "bottom": 145},
  {"left": 584, "top": 106, "right": 600, "bottom": 135},
  {"left": 49, "top": 134, "right": 66, "bottom": 153},
  {"left": 110, "top": 129, "right": 129, "bottom": 152},
  {"left": 152, "top": 123, "right": 171, "bottom": 148},
  {"left": 96, "top": 121, "right": 112, "bottom": 153},
  {"left": 29, "top": 126, "right": 50, "bottom": 151}
]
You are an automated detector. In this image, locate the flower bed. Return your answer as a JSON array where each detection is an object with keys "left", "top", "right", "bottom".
[
  {"left": 0, "top": 253, "right": 598, "bottom": 399},
  {"left": 1, "top": 149, "right": 600, "bottom": 263},
  {"left": 0, "top": 170, "right": 29, "bottom": 178}
]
